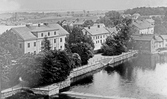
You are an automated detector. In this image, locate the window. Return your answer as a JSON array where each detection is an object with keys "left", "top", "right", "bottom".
[
  {"left": 100, "top": 40, "right": 102, "bottom": 43},
  {"left": 54, "top": 31, "right": 56, "bottom": 35},
  {"left": 103, "top": 35, "right": 105, "bottom": 38},
  {"left": 34, "top": 42, "right": 36, "bottom": 47},
  {"left": 28, "top": 43, "right": 30, "bottom": 48},
  {"left": 60, "top": 38, "right": 62, "bottom": 42},
  {"left": 54, "top": 47, "right": 56, "bottom": 50},
  {"left": 19, "top": 44, "right": 22, "bottom": 48},
  {"left": 101, "top": 35, "right": 102, "bottom": 38},
  {"left": 48, "top": 32, "right": 50, "bottom": 36},
  {"left": 54, "top": 39, "right": 56, "bottom": 43},
  {"left": 41, "top": 33, "right": 43, "bottom": 37},
  {"left": 60, "top": 46, "right": 62, "bottom": 49},
  {"left": 34, "top": 51, "right": 36, "bottom": 54}
]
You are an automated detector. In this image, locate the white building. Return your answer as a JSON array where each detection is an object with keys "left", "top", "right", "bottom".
[
  {"left": 82, "top": 24, "right": 111, "bottom": 50},
  {"left": 9, "top": 23, "right": 69, "bottom": 54}
]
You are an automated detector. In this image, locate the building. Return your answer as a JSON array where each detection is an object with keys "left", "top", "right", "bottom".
[
  {"left": 161, "top": 35, "right": 167, "bottom": 47},
  {"left": 82, "top": 24, "right": 110, "bottom": 50},
  {"left": 9, "top": 23, "right": 69, "bottom": 54},
  {"left": 105, "top": 27, "right": 118, "bottom": 36},
  {"left": 132, "top": 34, "right": 163, "bottom": 54},
  {"left": 132, "top": 13, "right": 140, "bottom": 19},
  {"left": 132, "top": 19, "right": 154, "bottom": 35}
]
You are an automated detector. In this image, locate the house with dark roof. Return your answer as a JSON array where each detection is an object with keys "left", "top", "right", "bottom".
[
  {"left": 132, "top": 34, "right": 163, "bottom": 54},
  {"left": 82, "top": 24, "right": 110, "bottom": 50},
  {"left": 132, "top": 19, "right": 154, "bottom": 35},
  {"left": 8, "top": 23, "right": 69, "bottom": 54}
]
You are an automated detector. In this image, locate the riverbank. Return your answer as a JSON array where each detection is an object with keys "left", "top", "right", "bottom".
[{"left": 1, "top": 50, "right": 138, "bottom": 99}]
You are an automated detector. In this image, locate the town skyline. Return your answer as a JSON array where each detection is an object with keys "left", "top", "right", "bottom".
[{"left": 1, "top": 0, "right": 167, "bottom": 12}]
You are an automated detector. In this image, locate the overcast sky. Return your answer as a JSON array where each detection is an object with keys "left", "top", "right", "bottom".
[{"left": 1, "top": 0, "right": 167, "bottom": 12}]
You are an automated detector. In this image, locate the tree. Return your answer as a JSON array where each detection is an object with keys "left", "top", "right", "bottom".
[
  {"left": 0, "top": 30, "right": 23, "bottom": 59},
  {"left": 101, "top": 18, "right": 133, "bottom": 56},
  {"left": 99, "top": 11, "right": 123, "bottom": 27},
  {"left": 40, "top": 50, "right": 73, "bottom": 84},
  {"left": 65, "top": 27, "right": 94, "bottom": 65},
  {"left": 15, "top": 49, "right": 73, "bottom": 87},
  {"left": 41, "top": 36, "right": 51, "bottom": 52},
  {"left": 83, "top": 20, "right": 94, "bottom": 27}
]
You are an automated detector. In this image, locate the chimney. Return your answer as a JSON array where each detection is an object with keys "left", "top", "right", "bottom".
[
  {"left": 38, "top": 24, "right": 40, "bottom": 27},
  {"left": 44, "top": 23, "right": 48, "bottom": 26},
  {"left": 26, "top": 24, "right": 30, "bottom": 27},
  {"left": 97, "top": 25, "right": 100, "bottom": 28}
]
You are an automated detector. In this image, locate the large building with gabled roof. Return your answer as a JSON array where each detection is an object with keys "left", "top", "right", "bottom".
[
  {"left": 8, "top": 23, "right": 69, "bottom": 54},
  {"left": 82, "top": 24, "right": 115, "bottom": 50}
]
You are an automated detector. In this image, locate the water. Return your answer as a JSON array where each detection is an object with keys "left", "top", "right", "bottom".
[{"left": 55, "top": 54, "right": 167, "bottom": 99}]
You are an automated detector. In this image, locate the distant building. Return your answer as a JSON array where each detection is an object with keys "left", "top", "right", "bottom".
[
  {"left": 132, "top": 20, "right": 154, "bottom": 35},
  {"left": 82, "top": 24, "right": 111, "bottom": 50},
  {"left": 132, "top": 13, "right": 140, "bottom": 19},
  {"left": 132, "top": 34, "right": 163, "bottom": 54},
  {"left": 8, "top": 23, "right": 69, "bottom": 54},
  {"left": 121, "top": 14, "right": 131, "bottom": 18}
]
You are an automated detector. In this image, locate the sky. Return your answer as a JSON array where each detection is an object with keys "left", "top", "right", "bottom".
[{"left": 1, "top": 0, "right": 167, "bottom": 12}]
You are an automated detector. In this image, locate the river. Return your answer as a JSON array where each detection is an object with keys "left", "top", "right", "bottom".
[{"left": 54, "top": 54, "right": 167, "bottom": 99}]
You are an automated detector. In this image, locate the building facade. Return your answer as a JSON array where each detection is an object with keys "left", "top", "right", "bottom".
[
  {"left": 132, "top": 35, "right": 163, "bottom": 54},
  {"left": 82, "top": 24, "right": 111, "bottom": 50},
  {"left": 9, "top": 23, "right": 69, "bottom": 54}
]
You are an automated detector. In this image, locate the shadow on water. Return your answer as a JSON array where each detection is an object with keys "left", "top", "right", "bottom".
[
  {"left": 51, "top": 94, "right": 80, "bottom": 99},
  {"left": 71, "top": 75, "right": 93, "bottom": 86}
]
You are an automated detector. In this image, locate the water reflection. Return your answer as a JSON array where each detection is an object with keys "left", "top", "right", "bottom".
[
  {"left": 71, "top": 75, "right": 93, "bottom": 86},
  {"left": 62, "top": 54, "right": 167, "bottom": 99}
]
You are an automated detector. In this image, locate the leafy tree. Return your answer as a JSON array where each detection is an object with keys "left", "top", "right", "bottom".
[
  {"left": 71, "top": 53, "right": 81, "bottom": 68},
  {"left": 41, "top": 36, "right": 51, "bottom": 52},
  {"left": 16, "top": 53, "right": 43, "bottom": 87},
  {"left": 40, "top": 50, "right": 73, "bottom": 85},
  {"left": 0, "top": 30, "right": 23, "bottom": 59},
  {"left": 15, "top": 49, "right": 73, "bottom": 87},
  {"left": 101, "top": 18, "right": 133, "bottom": 56},
  {"left": 99, "top": 11, "right": 123, "bottom": 27},
  {"left": 83, "top": 20, "right": 94, "bottom": 27},
  {"left": 0, "top": 46, "right": 21, "bottom": 89},
  {"left": 65, "top": 27, "right": 94, "bottom": 65}
]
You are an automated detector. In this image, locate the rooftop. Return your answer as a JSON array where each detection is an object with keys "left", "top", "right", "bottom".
[
  {"left": 132, "top": 34, "right": 163, "bottom": 41},
  {"left": 132, "top": 19, "right": 154, "bottom": 29},
  {"left": 161, "top": 35, "right": 167, "bottom": 39},
  {"left": 11, "top": 23, "right": 69, "bottom": 41},
  {"left": 84, "top": 24, "right": 109, "bottom": 35}
]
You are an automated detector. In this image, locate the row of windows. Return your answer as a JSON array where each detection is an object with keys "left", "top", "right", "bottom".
[
  {"left": 26, "top": 38, "right": 63, "bottom": 48},
  {"left": 41, "top": 31, "right": 57, "bottom": 37},
  {"left": 95, "top": 40, "right": 103, "bottom": 44},
  {"left": 27, "top": 42, "right": 36, "bottom": 48},
  {"left": 27, "top": 46, "right": 63, "bottom": 54},
  {"left": 93, "top": 35, "right": 107, "bottom": 40}
]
